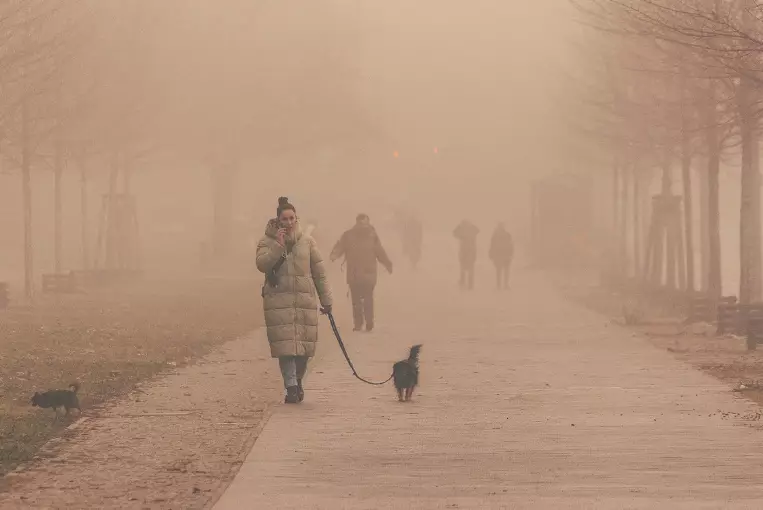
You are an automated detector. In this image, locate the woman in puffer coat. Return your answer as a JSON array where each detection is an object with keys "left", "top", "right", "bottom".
[{"left": 256, "top": 197, "right": 333, "bottom": 404}]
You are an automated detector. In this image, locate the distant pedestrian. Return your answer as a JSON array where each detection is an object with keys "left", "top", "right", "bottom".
[
  {"left": 402, "top": 216, "right": 423, "bottom": 269},
  {"left": 489, "top": 222, "right": 514, "bottom": 290},
  {"left": 453, "top": 219, "right": 479, "bottom": 289}
]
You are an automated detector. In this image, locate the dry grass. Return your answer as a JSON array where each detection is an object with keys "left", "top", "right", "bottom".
[{"left": 0, "top": 277, "right": 262, "bottom": 475}]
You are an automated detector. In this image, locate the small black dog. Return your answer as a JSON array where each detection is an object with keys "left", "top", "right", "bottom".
[
  {"left": 31, "top": 382, "right": 80, "bottom": 420},
  {"left": 393, "top": 345, "right": 421, "bottom": 402}
]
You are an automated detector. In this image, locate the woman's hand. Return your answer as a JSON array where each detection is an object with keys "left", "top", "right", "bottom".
[
  {"left": 320, "top": 305, "right": 332, "bottom": 315},
  {"left": 276, "top": 228, "right": 287, "bottom": 247}
]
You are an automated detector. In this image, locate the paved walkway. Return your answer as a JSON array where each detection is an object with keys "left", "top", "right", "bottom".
[{"left": 213, "top": 267, "right": 763, "bottom": 509}]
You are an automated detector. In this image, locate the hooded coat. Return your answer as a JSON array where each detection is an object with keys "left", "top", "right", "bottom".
[{"left": 256, "top": 219, "right": 333, "bottom": 358}]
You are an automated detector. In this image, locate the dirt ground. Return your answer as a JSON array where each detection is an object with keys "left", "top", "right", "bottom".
[
  {"left": 0, "top": 331, "right": 281, "bottom": 509},
  {"left": 554, "top": 270, "right": 763, "bottom": 408},
  {"left": 0, "top": 277, "right": 262, "bottom": 477}
]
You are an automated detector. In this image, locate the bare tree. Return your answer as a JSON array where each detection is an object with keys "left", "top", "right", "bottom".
[{"left": 571, "top": 0, "right": 763, "bottom": 302}]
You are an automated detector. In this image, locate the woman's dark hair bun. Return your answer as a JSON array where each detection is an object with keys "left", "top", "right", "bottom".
[{"left": 276, "top": 196, "right": 295, "bottom": 217}]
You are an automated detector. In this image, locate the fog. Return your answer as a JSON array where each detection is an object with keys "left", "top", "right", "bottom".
[
  {"left": 0, "top": 1, "right": 584, "bottom": 286},
  {"left": 0, "top": 0, "right": 746, "bottom": 299}
]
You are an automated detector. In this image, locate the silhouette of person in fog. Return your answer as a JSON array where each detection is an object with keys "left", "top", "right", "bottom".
[
  {"left": 402, "top": 216, "right": 423, "bottom": 269},
  {"left": 489, "top": 222, "right": 514, "bottom": 290},
  {"left": 453, "top": 219, "right": 479, "bottom": 289}
]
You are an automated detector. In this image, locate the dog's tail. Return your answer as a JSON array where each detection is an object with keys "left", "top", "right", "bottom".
[
  {"left": 69, "top": 382, "right": 80, "bottom": 393},
  {"left": 408, "top": 344, "right": 422, "bottom": 362}
]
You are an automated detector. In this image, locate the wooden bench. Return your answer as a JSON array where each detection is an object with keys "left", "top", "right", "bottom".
[
  {"left": 687, "top": 294, "right": 736, "bottom": 324},
  {"left": 717, "top": 300, "right": 742, "bottom": 335},
  {"left": 716, "top": 301, "right": 763, "bottom": 350},
  {"left": 41, "top": 273, "right": 78, "bottom": 294},
  {"left": 742, "top": 304, "right": 763, "bottom": 351}
]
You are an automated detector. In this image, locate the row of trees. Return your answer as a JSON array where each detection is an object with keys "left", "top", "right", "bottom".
[
  {"left": 571, "top": 0, "right": 763, "bottom": 304},
  {"left": 0, "top": 1, "right": 372, "bottom": 300}
]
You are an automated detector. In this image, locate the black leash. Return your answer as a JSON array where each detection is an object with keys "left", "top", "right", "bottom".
[{"left": 325, "top": 311, "right": 393, "bottom": 386}]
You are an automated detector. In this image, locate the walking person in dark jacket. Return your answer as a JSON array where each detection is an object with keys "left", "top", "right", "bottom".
[
  {"left": 330, "top": 214, "right": 393, "bottom": 332},
  {"left": 489, "top": 222, "right": 514, "bottom": 290}
]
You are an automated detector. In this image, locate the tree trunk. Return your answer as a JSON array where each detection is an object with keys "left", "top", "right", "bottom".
[
  {"left": 676, "top": 197, "right": 687, "bottom": 291},
  {"left": 54, "top": 140, "right": 63, "bottom": 274},
  {"left": 646, "top": 195, "right": 662, "bottom": 286},
  {"left": 620, "top": 163, "right": 629, "bottom": 277},
  {"left": 105, "top": 151, "right": 120, "bottom": 270},
  {"left": 633, "top": 168, "right": 641, "bottom": 280},
  {"left": 681, "top": 119, "right": 695, "bottom": 293},
  {"left": 80, "top": 153, "right": 90, "bottom": 270},
  {"left": 739, "top": 1, "right": 762, "bottom": 304},
  {"left": 697, "top": 163, "right": 710, "bottom": 292},
  {"left": 641, "top": 170, "right": 651, "bottom": 265},
  {"left": 738, "top": 78, "right": 761, "bottom": 304},
  {"left": 613, "top": 163, "right": 621, "bottom": 276},
  {"left": 706, "top": 89, "right": 722, "bottom": 300},
  {"left": 662, "top": 161, "right": 674, "bottom": 288},
  {"left": 21, "top": 101, "right": 33, "bottom": 301}
]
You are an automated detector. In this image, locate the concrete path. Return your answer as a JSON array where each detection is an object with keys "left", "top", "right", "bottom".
[{"left": 214, "top": 267, "right": 763, "bottom": 509}]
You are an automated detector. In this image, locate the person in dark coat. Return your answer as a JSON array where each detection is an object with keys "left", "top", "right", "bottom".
[
  {"left": 453, "top": 219, "right": 480, "bottom": 289},
  {"left": 489, "top": 222, "right": 514, "bottom": 290},
  {"left": 330, "top": 214, "right": 393, "bottom": 332}
]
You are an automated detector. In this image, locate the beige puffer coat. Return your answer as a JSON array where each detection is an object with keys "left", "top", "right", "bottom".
[{"left": 256, "top": 219, "right": 333, "bottom": 358}]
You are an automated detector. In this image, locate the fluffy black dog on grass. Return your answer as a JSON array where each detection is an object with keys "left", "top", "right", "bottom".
[
  {"left": 31, "top": 382, "right": 80, "bottom": 420},
  {"left": 393, "top": 345, "right": 421, "bottom": 402}
]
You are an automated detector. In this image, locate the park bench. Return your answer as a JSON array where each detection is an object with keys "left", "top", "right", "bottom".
[
  {"left": 688, "top": 294, "right": 736, "bottom": 324},
  {"left": 746, "top": 306, "right": 763, "bottom": 351},
  {"left": 716, "top": 301, "right": 763, "bottom": 350}
]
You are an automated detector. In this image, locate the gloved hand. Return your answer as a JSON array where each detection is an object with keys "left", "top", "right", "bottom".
[{"left": 320, "top": 305, "right": 332, "bottom": 315}]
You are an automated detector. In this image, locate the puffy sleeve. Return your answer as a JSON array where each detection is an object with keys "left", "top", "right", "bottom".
[
  {"left": 309, "top": 238, "right": 333, "bottom": 307},
  {"left": 256, "top": 237, "right": 286, "bottom": 273}
]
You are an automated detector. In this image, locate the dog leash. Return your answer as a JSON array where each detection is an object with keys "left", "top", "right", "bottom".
[{"left": 325, "top": 311, "right": 393, "bottom": 386}]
